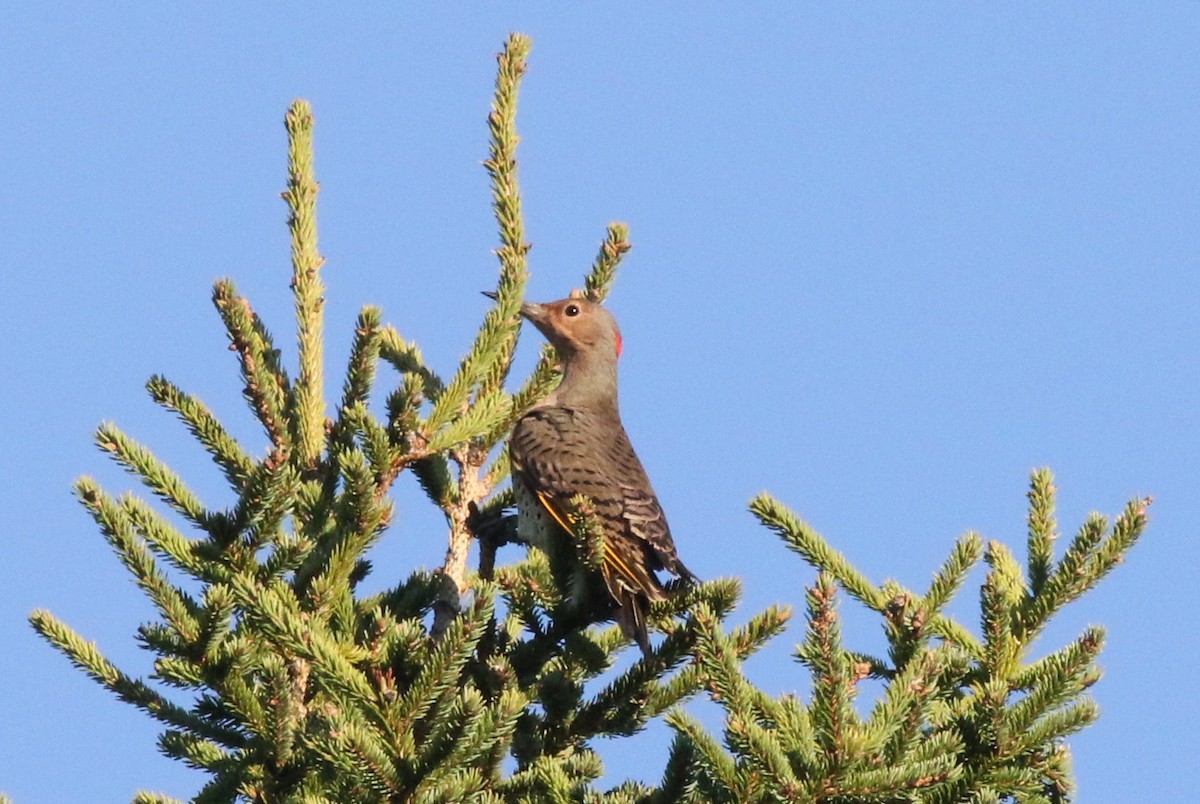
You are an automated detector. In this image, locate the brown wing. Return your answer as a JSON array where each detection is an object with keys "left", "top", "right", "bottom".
[{"left": 510, "top": 405, "right": 695, "bottom": 603}]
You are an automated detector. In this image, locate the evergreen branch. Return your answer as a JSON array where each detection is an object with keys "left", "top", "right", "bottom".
[
  {"left": 1026, "top": 469, "right": 1058, "bottom": 596},
  {"left": 412, "top": 769, "right": 492, "bottom": 804},
  {"left": 602, "top": 781, "right": 654, "bottom": 804},
  {"left": 476, "top": 32, "right": 533, "bottom": 401},
  {"left": 878, "top": 582, "right": 922, "bottom": 670},
  {"left": 74, "top": 480, "right": 201, "bottom": 642},
  {"left": 199, "top": 583, "right": 237, "bottom": 661},
  {"left": 137, "top": 622, "right": 191, "bottom": 662},
  {"left": 925, "top": 532, "right": 984, "bottom": 615},
  {"left": 93, "top": 426, "right": 209, "bottom": 528},
  {"left": 414, "top": 688, "right": 481, "bottom": 781},
  {"left": 337, "top": 400, "right": 395, "bottom": 490},
  {"left": 372, "top": 570, "right": 442, "bottom": 623},
  {"left": 29, "top": 610, "right": 244, "bottom": 746},
  {"left": 1037, "top": 742, "right": 1076, "bottom": 804},
  {"left": 967, "top": 785, "right": 1003, "bottom": 804},
  {"left": 123, "top": 490, "right": 225, "bottom": 583},
  {"left": 319, "top": 569, "right": 365, "bottom": 640},
  {"left": 153, "top": 656, "right": 205, "bottom": 689},
  {"left": 192, "top": 771, "right": 249, "bottom": 804},
  {"left": 1020, "top": 494, "right": 1148, "bottom": 642},
  {"left": 283, "top": 99, "right": 328, "bottom": 468},
  {"left": 727, "top": 603, "right": 792, "bottom": 659},
  {"left": 427, "top": 388, "right": 513, "bottom": 453},
  {"left": 295, "top": 448, "right": 389, "bottom": 600},
  {"left": 774, "top": 693, "right": 819, "bottom": 777},
  {"left": 415, "top": 451, "right": 460, "bottom": 523},
  {"left": 735, "top": 718, "right": 801, "bottom": 797},
  {"left": 423, "top": 324, "right": 510, "bottom": 441},
  {"left": 482, "top": 448, "right": 513, "bottom": 491},
  {"left": 298, "top": 792, "right": 358, "bottom": 804},
  {"left": 663, "top": 709, "right": 740, "bottom": 801},
  {"left": 213, "top": 280, "right": 292, "bottom": 451},
  {"left": 265, "top": 652, "right": 302, "bottom": 768},
  {"left": 1014, "top": 700, "right": 1099, "bottom": 757},
  {"left": 229, "top": 576, "right": 376, "bottom": 703},
  {"left": 132, "top": 794, "right": 185, "bottom": 804},
  {"left": 691, "top": 605, "right": 771, "bottom": 727},
  {"left": 231, "top": 459, "right": 300, "bottom": 547},
  {"left": 691, "top": 605, "right": 813, "bottom": 799},
  {"left": 646, "top": 601, "right": 789, "bottom": 729},
  {"left": 863, "top": 646, "right": 950, "bottom": 762},
  {"left": 973, "top": 766, "right": 1043, "bottom": 800},
  {"left": 147, "top": 375, "right": 255, "bottom": 491},
  {"left": 379, "top": 326, "right": 444, "bottom": 399},
  {"left": 319, "top": 708, "right": 404, "bottom": 796},
  {"left": 981, "top": 541, "right": 1025, "bottom": 679},
  {"left": 966, "top": 677, "right": 1010, "bottom": 773},
  {"left": 499, "top": 749, "right": 607, "bottom": 800},
  {"left": 583, "top": 222, "right": 631, "bottom": 303},
  {"left": 796, "top": 573, "right": 861, "bottom": 766},
  {"left": 906, "top": 728, "right": 964, "bottom": 768},
  {"left": 212, "top": 278, "right": 293, "bottom": 450},
  {"left": 395, "top": 593, "right": 492, "bottom": 732},
  {"left": 655, "top": 733, "right": 700, "bottom": 804},
  {"left": 750, "top": 493, "right": 887, "bottom": 610},
  {"left": 419, "top": 688, "right": 526, "bottom": 794},
  {"left": 218, "top": 668, "right": 271, "bottom": 737},
  {"left": 133, "top": 794, "right": 188, "bottom": 804},
  {"left": 1007, "top": 627, "right": 1103, "bottom": 741},
  {"left": 428, "top": 34, "right": 533, "bottom": 436},
  {"left": 480, "top": 389, "right": 534, "bottom": 448},
  {"left": 1030, "top": 512, "right": 1106, "bottom": 615},
  {"left": 340, "top": 306, "right": 383, "bottom": 416},
  {"left": 496, "top": 758, "right": 573, "bottom": 803},
  {"left": 159, "top": 729, "right": 231, "bottom": 772},
  {"left": 511, "top": 343, "right": 561, "bottom": 417},
  {"left": 1078, "top": 495, "right": 1151, "bottom": 593},
  {"left": 575, "top": 625, "right": 697, "bottom": 737},
  {"left": 845, "top": 652, "right": 893, "bottom": 684},
  {"left": 383, "top": 376, "right": 428, "bottom": 471},
  {"left": 689, "top": 577, "right": 742, "bottom": 620},
  {"left": 1012, "top": 626, "right": 1104, "bottom": 692},
  {"left": 260, "top": 530, "right": 315, "bottom": 579},
  {"left": 925, "top": 614, "right": 985, "bottom": 661},
  {"left": 833, "top": 754, "right": 962, "bottom": 798}
]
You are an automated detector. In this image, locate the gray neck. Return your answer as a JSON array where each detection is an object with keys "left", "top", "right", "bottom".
[{"left": 545, "top": 349, "right": 620, "bottom": 415}]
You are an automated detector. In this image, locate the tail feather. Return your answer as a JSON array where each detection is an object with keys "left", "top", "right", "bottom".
[
  {"left": 614, "top": 587, "right": 652, "bottom": 657},
  {"left": 671, "top": 558, "right": 699, "bottom": 585}
]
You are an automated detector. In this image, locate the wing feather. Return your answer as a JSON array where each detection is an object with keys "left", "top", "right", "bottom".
[{"left": 510, "top": 405, "right": 696, "bottom": 654}]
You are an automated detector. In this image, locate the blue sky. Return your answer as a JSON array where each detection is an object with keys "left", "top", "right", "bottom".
[{"left": 3, "top": 6, "right": 1197, "bottom": 802}]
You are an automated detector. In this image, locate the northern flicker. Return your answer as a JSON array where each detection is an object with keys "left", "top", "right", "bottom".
[{"left": 507, "top": 294, "right": 696, "bottom": 656}]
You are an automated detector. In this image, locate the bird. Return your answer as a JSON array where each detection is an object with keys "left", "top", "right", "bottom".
[{"left": 505, "top": 293, "right": 696, "bottom": 656}]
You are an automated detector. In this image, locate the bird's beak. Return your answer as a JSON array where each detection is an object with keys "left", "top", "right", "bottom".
[{"left": 517, "top": 301, "right": 549, "bottom": 326}]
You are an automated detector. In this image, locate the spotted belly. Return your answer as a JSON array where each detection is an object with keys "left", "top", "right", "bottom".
[{"left": 512, "top": 475, "right": 590, "bottom": 607}]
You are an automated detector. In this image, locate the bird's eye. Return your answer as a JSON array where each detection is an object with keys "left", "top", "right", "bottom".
[{"left": 564, "top": 303, "right": 580, "bottom": 317}]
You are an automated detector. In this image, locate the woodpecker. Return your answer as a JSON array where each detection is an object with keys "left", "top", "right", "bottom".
[{"left": 507, "top": 294, "right": 695, "bottom": 655}]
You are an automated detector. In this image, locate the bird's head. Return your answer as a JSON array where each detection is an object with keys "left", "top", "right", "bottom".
[{"left": 518, "top": 296, "right": 623, "bottom": 362}]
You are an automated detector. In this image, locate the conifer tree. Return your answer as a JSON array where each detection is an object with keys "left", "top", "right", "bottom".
[
  {"left": 665, "top": 475, "right": 1147, "bottom": 803},
  {"left": 31, "top": 34, "right": 1147, "bottom": 803}
]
